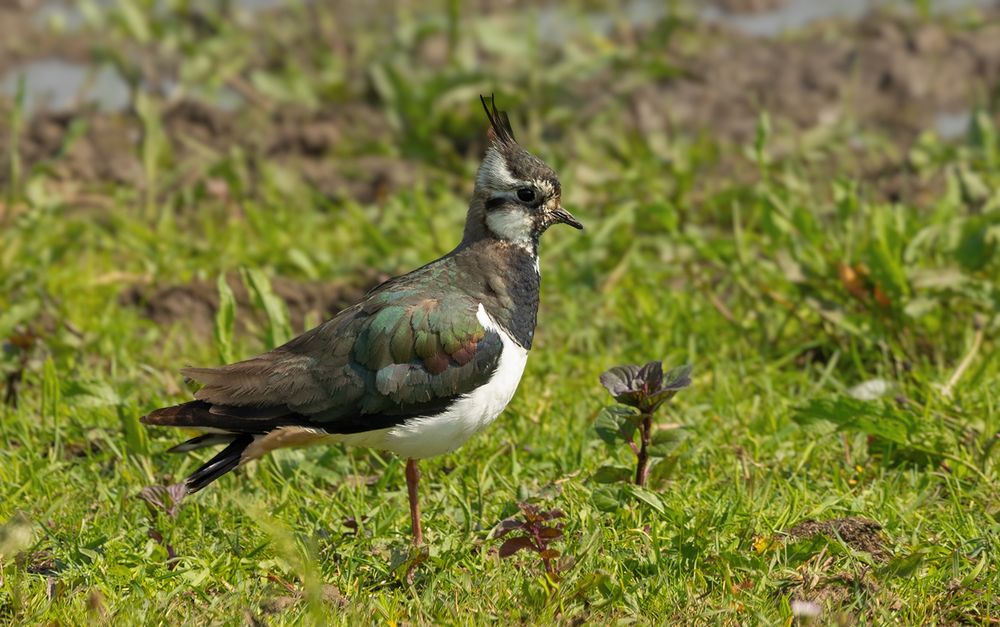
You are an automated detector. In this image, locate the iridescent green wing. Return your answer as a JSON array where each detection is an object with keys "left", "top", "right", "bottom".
[{"left": 348, "top": 291, "right": 502, "bottom": 414}]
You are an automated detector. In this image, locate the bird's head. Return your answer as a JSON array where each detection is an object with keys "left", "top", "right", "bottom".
[{"left": 464, "top": 96, "right": 582, "bottom": 247}]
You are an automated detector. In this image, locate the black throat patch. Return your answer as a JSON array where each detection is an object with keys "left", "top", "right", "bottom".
[{"left": 453, "top": 240, "right": 540, "bottom": 350}]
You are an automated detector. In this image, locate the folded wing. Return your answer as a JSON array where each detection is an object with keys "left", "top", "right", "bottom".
[{"left": 143, "top": 292, "right": 503, "bottom": 435}]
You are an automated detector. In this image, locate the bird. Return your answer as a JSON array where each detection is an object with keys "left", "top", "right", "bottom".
[{"left": 141, "top": 96, "right": 583, "bottom": 544}]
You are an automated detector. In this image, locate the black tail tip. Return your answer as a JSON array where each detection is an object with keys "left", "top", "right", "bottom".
[{"left": 184, "top": 434, "right": 254, "bottom": 493}]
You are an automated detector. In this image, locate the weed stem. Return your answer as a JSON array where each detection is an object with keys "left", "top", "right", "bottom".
[{"left": 636, "top": 413, "right": 652, "bottom": 486}]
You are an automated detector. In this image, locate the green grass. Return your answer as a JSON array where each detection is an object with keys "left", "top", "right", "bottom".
[{"left": 2, "top": 1, "right": 999, "bottom": 624}]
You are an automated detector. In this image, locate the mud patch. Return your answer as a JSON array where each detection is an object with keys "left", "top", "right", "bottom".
[
  {"left": 0, "top": 108, "right": 143, "bottom": 185},
  {"left": 617, "top": 12, "right": 1000, "bottom": 144},
  {"left": 61, "top": 439, "right": 103, "bottom": 460},
  {"left": 0, "top": 3, "right": 92, "bottom": 77},
  {"left": 709, "top": 0, "right": 790, "bottom": 13},
  {"left": 260, "top": 582, "right": 345, "bottom": 615},
  {"left": 0, "top": 97, "right": 416, "bottom": 204},
  {"left": 786, "top": 516, "right": 889, "bottom": 561},
  {"left": 784, "top": 570, "right": 881, "bottom": 620},
  {"left": 775, "top": 517, "right": 897, "bottom": 619},
  {"left": 120, "top": 273, "right": 383, "bottom": 338}
]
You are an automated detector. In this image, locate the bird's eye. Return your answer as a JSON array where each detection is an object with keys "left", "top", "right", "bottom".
[{"left": 516, "top": 188, "right": 536, "bottom": 203}]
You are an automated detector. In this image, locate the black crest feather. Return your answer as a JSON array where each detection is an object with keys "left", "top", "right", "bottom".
[{"left": 480, "top": 94, "right": 516, "bottom": 145}]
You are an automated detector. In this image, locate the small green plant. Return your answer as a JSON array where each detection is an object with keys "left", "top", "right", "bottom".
[{"left": 597, "top": 361, "right": 692, "bottom": 487}]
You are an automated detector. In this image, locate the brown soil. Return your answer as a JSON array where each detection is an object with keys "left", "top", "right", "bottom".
[
  {"left": 260, "top": 583, "right": 346, "bottom": 615},
  {"left": 8, "top": 108, "right": 143, "bottom": 184},
  {"left": 120, "top": 272, "right": 384, "bottom": 338},
  {"left": 709, "top": 0, "right": 790, "bottom": 13},
  {"left": 0, "top": 1, "right": 95, "bottom": 77},
  {"left": 0, "top": 97, "right": 419, "bottom": 204},
  {"left": 778, "top": 517, "right": 899, "bottom": 618},
  {"left": 614, "top": 13, "right": 1000, "bottom": 145},
  {"left": 61, "top": 439, "right": 103, "bottom": 459},
  {"left": 786, "top": 516, "right": 890, "bottom": 561},
  {"left": 786, "top": 570, "right": 882, "bottom": 620}
]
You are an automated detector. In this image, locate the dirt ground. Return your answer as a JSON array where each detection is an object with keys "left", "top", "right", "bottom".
[
  {"left": 786, "top": 516, "right": 890, "bottom": 560},
  {"left": 780, "top": 517, "right": 894, "bottom": 615},
  {"left": 709, "top": 0, "right": 790, "bottom": 14},
  {"left": 2, "top": 4, "right": 998, "bottom": 202},
  {"left": 616, "top": 13, "right": 1000, "bottom": 144},
  {"left": 0, "top": 98, "right": 420, "bottom": 204}
]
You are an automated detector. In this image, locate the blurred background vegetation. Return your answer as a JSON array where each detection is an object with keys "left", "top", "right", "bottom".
[{"left": 1, "top": 0, "right": 998, "bottom": 623}]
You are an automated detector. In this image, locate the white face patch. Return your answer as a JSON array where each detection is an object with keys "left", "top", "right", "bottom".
[
  {"left": 476, "top": 147, "right": 519, "bottom": 192},
  {"left": 486, "top": 207, "right": 534, "bottom": 244}
]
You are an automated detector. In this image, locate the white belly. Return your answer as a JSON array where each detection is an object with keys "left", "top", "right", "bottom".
[{"left": 340, "top": 304, "right": 528, "bottom": 459}]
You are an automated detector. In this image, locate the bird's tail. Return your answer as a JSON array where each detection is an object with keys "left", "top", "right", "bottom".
[
  {"left": 182, "top": 434, "right": 255, "bottom": 492},
  {"left": 142, "top": 401, "right": 256, "bottom": 492}
]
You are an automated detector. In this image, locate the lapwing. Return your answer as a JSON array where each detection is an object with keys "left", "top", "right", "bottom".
[{"left": 141, "top": 96, "right": 583, "bottom": 544}]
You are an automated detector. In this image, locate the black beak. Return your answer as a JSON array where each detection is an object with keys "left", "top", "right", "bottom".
[{"left": 551, "top": 206, "right": 584, "bottom": 230}]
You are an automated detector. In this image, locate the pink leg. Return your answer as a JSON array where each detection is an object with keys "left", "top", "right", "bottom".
[{"left": 405, "top": 458, "right": 423, "bottom": 545}]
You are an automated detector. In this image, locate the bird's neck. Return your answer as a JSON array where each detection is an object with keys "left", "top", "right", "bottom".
[{"left": 450, "top": 238, "right": 540, "bottom": 350}]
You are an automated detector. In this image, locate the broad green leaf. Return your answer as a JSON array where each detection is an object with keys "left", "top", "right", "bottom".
[
  {"left": 956, "top": 215, "right": 999, "bottom": 271},
  {"left": 119, "top": 405, "right": 148, "bottom": 456},
  {"left": 591, "top": 465, "right": 632, "bottom": 484},
  {"left": 878, "top": 549, "right": 927, "bottom": 579},
  {"left": 867, "top": 206, "right": 910, "bottom": 302},
  {"left": 568, "top": 571, "right": 613, "bottom": 600},
  {"left": 648, "top": 455, "right": 681, "bottom": 483},
  {"left": 784, "top": 535, "right": 830, "bottom": 567},
  {"left": 214, "top": 274, "right": 236, "bottom": 364},
  {"left": 0, "top": 299, "right": 39, "bottom": 338},
  {"left": 594, "top": 406, "right": 637, "bottom": 447},
  {"left": 794, "top": 397, "right": 908, "bottom": 440},
  {"left": 242, "top": 268, "right": 291, "bottom": 348},
  {"left": 591, "top": 486, "right": 623, "bottom": 513},
  {"left": 116, "top": 0, "right": 151, "bottom": 42},
  {"left": 0, "top": 514, "right": 33, "bottom": 562},
  {"left": 625, "top": 485, "right": 665, "bottom": 514},
  {"left": 64, "top": 380, "right": 121, "bottom": 408},
  {"left": 648, "top": 428, "right": 688, "bottom": 458},
  {"left": 793, "top": 397, "right": 951, "bottom": 464}
]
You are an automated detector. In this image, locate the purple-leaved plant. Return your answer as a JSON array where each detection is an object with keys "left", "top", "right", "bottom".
[
  {"left": 494, "top": 503, "right": 565, "bottom": 578},
  {"left": 136, "top": 483, "right": 188, "bottom": 566}
]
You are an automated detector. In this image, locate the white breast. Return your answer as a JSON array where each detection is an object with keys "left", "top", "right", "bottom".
[{"left": 348, "top": 303, "right": 528, "bottom": 459}]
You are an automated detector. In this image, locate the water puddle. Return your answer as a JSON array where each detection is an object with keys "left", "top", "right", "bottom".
[
  {"left": 0, "top": 0, "right": 278, "bottom": 113},
  {"left": 700, "top": 0, "right": 996, "bottom": 37},
  {"left": 537, "top": 0, "right": 664, "bottom": 44},
  {"left": 0, "top": 58, "right": 244, "bottom": 113},
  {"left": 0, "top": 58, "right": 130, "bottom": 112},
  {"left": 934, "top": 110, "right": 972, "bottom": 139},
  {"left": 700, "top": 0, "right": 873, "bottom": 37}
]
